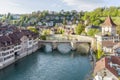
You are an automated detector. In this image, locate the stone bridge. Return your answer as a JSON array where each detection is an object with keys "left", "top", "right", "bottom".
[{"left": 38, "top": 35, "right": 95, "bottom": 54}]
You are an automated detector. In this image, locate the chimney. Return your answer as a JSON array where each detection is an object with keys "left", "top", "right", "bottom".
[{"left": 109, "top": 62, "right": 113, "bottom": 68}]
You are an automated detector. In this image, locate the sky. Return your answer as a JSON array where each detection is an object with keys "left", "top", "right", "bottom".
[{"left": 0, "top": 0, "right": 120, "bottom": 14}]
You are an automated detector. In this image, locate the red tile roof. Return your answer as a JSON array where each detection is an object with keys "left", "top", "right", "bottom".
[
  {"left": 102, "top": 16, "right": 116, "bottom": 27},
  {"left": 102, "top": 41, "right": 117, "bottom": 48},
  {"left": 94, "top": 56, "right": 120, "bottom": 78},
  {"left": 0, "top": 35, "right": 13, "bottom": 47}
]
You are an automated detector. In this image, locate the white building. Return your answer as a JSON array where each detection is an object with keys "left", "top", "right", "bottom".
[
  {"left": 95, "top": 16, "right": 120, "bottom": 54},
  {"left": 101, "top": 16, "right": 116, "bottom": 36},
  {"left": 0, "top": 29, "right": 39, "bottom": 69},
  {"left": 0, "top": 36, "right": 15, "bottom": 69}
]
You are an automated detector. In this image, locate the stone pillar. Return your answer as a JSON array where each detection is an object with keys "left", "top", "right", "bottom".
[
  {"left": 45, "top": 44, "right": 52, "bottom": 52},
  {"left": 71, "top": 41, "right": 77, "bottom": 50},
  {"left": 52, "top": 42, "right": 57, "bottom": 50}
]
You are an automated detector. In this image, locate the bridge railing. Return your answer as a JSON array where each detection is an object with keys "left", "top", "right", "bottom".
[
  {"left": 45, "top": 35, "right": 93, "bottom": 43},
  {"left": 39, "top": 39, "right": 91, "bottom": 43}
]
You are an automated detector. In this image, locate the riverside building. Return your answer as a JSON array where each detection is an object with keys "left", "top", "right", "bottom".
[
  {"left": 94, "top": 16, "right": 120, "bottom": 80},
  {"left": 95, "top": 16, "right": 120, "bottom": 55},
  {"left": 0, "top": 25, "right": 39, "bottom": 69}
]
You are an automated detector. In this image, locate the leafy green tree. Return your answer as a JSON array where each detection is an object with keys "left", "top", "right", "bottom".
[
  {"left": 116, "top": 26, "right": 120, "bottom": 34},
  {"left": 40, "top": 35, "right": 46, "bottom": 40},
  {"left": 27, "top": 26, "right": 38, "bottom": 33},
  {"left": 93, "top": 20, "right": 101, "bottom": 26},
  {"left": 57, "top": 28, "right": 65, "bottom": 34},
  {"left": 42, "top": 29, "right": 51, "bottom": 35},
  {"left": 82, "top": 12, "right": 89, "bottom": 20},
  {"left": 97, "top": 44, "right": 104, "bottom": 60},
  {"left": 75, "top": 23, "right": 85, "bottom": 35},
  {"left": 109, "top": 6, "right": 118, "bottom": 16},
  {"left": 87, "top": 29, "right": 100, "bottom": 36}
]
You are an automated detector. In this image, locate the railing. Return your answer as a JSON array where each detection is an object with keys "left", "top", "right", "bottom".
[
  {"left": 45, "top": 35, "right": 93, "bottom": 42},
  {"left": 39, "top": 40, "right": 91, "bottom": 43}
]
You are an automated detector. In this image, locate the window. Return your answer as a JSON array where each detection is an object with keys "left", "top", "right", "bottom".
[
  {"left": 29, "top": 42, "right": 32, "bottom": 45},
  {"left": 2, "top": 52, "right": 9, "bottom": 56},
  {"left": 0, "top": 53, "right": 1, "bottom": 57},
  {"left": 18, "top": 47, "right": 21, "bottom": 49},
  {"left": 4, "top": 55, "right": 14, "bottom": 61},
  {"left": 14, "top": 48, "right": 17, "bottom": 50},
  {"left": 0, "top": 58, "right": 3, "bottom": 62},
  {"left": 10, "top": 50, "right": 14, "bottom": 53}
]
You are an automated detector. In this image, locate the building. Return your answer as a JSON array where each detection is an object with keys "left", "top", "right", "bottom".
[
  {"left": 95, "top": 16, "right": 120, "bottom": 54},
  {"left": 12, "top": 14, "right": 20, "bottom": 20},
  {"left": 101, "top": 16, "right": 116, "bottom": 36},
  {"left": 85, "top": 25, "right": 101, "bottom": 33},
  {"left": 45, "top": 21, "right": 54, "bottom": 27},
  {"left": 94, "top": 56, "right": 120, "bottom": 80},
  {"left": 0, "top": 26, "right": 39, "bottom": 69},
  {"left": 102, "top": 41, "right": 117, "bottom": 54},
  {"left": 0, "top": 35, "right": 15, "bottom": 68},
  {"left": 113, "top": 42, "right": 120, "bottom": 56}
]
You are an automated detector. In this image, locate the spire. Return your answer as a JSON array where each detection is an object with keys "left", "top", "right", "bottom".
[{"left": 102, "top": 16, "right": 116, "bottom": 27}]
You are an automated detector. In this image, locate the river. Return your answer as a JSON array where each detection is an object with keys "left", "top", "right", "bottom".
[{"left": 0, "top": 50, "right": 92, "bottom": 80}]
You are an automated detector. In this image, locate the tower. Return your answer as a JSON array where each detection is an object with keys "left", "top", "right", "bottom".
[{"left": 101, "top": 16, "right": 116, "bottom": 36}]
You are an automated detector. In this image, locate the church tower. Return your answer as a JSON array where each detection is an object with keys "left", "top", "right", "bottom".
[{"left": 101, "top": 16, "right": 116, "bottom": 36}]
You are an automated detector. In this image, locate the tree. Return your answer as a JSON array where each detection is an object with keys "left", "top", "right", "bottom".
[
  {"left": 75, "top": 23, "right": 85, "bottom": 35},
  {"left": 57, "top": 28, "right": 65, "bottom": 34},
  {"left": 87, "top": 29, "right": 100, "bottom": 36},
  {"left": 63, "top": 18, "right": 67, "bottom": 25},
  {"left": 97, "top": 43, "right": 104, "bottom": 60},
  {"left": 93, "top": 20, "right": 101, "bottom": 26},
  {"left": 42, "top": 29, "right": 51, "bottom": 35},
  {"left": 116, "top": 26, "right": 120, "bottom": 34},
  {"left": 73, "top": 17, "right": 77, "bottom": 24},
  {"left": 27, "top": 26, "right": 38, "bottom": 33}
]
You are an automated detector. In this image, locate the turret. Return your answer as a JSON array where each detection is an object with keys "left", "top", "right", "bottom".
[{"left": 101, "top": 16, "right": 116, "bottom": 36}]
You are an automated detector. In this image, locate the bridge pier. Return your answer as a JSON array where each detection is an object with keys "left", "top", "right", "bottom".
[
  {"left": 44, "top": 44, "right": 52, "bottom": 52},
  {"left": 52, "top": 42, "right": 57, "bottom": 50},
  {"left": 71, "top": 41, "right": 77, "bottom": 50}
]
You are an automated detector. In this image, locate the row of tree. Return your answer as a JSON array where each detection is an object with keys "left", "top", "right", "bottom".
[{"left": 0, "top": 6, "right": 120, "bottom": 27}]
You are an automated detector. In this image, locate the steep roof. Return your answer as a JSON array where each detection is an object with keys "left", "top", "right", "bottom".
[
  {"left": 102, "top": 41, "right": 117, "bottom": 48},
  {"left": 94, "top": 56, "right": 120, "bottom": 78},
  {"left": 94, "top": 57, "right": 106, "bottom": 74},
  {"left": 102, "top": 16, "right": 116, "bottom": 27},
  {"left": 0, "top": 35, "right": 13, "bottom": 47}
]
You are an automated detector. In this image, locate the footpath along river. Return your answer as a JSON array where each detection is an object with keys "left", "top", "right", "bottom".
[{"left": 0, "top": 50, "right": 92, "bottom": 80}]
